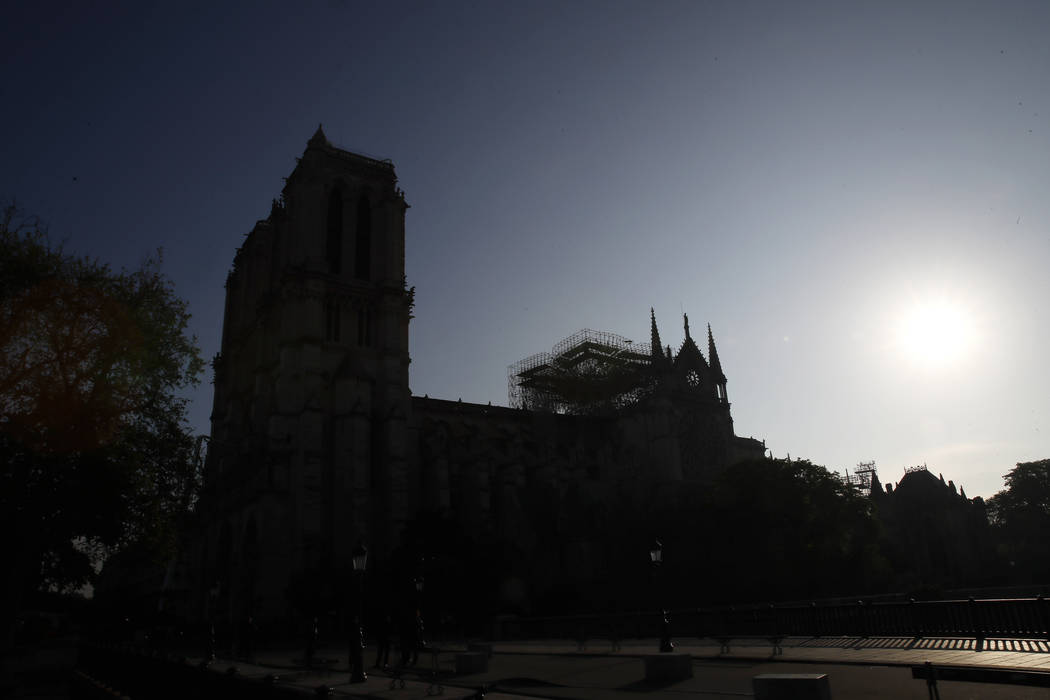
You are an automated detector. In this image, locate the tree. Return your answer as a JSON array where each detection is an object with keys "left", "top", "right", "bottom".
[
  {"left": 701, "top": 457, "right": 889, "bottom": 601},
  {"left": 1, "top": 201, "right": 204, "bottom": 646},
  {"left": 987, "top": 459, "right": 1050, "bottom": 582}
]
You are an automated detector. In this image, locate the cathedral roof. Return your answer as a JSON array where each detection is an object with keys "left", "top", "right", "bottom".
[{"left": 674, "top": 313, "right": 709, "bottom": 370}]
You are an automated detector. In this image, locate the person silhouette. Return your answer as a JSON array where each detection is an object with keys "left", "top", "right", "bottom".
[{"left": 374, "top": 613, "right": 392, "bottom": 668}]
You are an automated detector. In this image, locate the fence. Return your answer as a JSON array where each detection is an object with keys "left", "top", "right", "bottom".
[{"left": 494, "top": 597, "right": 1050, "bottom": 649}]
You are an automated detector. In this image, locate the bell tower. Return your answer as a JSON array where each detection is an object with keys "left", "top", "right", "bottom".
[{"left": 202, "top": 126, "right": 414, "bottom": 622}]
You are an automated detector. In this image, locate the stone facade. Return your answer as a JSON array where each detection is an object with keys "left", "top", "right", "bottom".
[{"left": 187, "top": 128, "right": 764, "bottom": 625}]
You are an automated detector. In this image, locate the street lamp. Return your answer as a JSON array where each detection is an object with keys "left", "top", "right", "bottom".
[
  {"left": 352, "top": 543, "right": 369, "bottom": 573},
  {"left": 349, "top": 542, "right": 368, "bottom": 683},
  {"left": 202, "top": 581, "right": 219, "bottom": 666},
  {"left": 650, "top": 538, "right": 673, "bottom": 653},
  {"left": 649, "top": 539, "right": 662, "bottom": 566}
]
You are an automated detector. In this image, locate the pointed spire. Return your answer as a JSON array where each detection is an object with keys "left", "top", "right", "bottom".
[
  {"left": 869, "top": 467, "right": 884, "bottom": 496},
  {"left": 707, "top": 324, "right": 724, "bottom": 376},
  {"left": 650, "top": 308, "right": 663, "bottom": 364},
  {"left": 683, "top": 313, "right": 691, "bottom": 341},
  {"left": 308, "top": 123, "right": 328, "bottom": 148}
]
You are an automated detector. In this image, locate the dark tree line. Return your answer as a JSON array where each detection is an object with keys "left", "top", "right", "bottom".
[
  {"left": 987, "top": 459, "right": 1050, "bottom": 584},
  {"left": 1, "top": 202, "right": 203, "bottom": 649},
  {"left": 408, "top": 456, "right": 1049, "bottom": 619}
]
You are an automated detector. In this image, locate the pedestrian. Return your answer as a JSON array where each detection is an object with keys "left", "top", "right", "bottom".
[
  {"left": 374, "top": 613, "right": 392, "bottom": 668},
  {"left": 414, "top": 608, "right": 427, "bottom": 655},
  {"left": 399, "top": 610, "right": 418, "bottom": 666}
]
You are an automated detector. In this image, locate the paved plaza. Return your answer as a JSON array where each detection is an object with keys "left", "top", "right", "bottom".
[{"left": 181, "top": 636, "right": 1050, "bottom": 699}]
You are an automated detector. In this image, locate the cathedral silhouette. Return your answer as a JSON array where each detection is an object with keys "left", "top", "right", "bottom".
[{"left": 187, "top": 127, "right": 765, "bottom": 625}]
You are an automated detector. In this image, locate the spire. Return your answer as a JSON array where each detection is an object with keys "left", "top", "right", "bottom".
[
  {"left": 707, "top": 324, "right": 724, "bottom": 377},
  {"left": 650, "top": 308, "right": 663, "bottom": 364},
  {"left": 683, "top": 313, "right": 691, "bottom": 341},
  {"left": 308, "top": 123, "right": 328, "bottom": 148},
  {"left": 869, "top": 467, "right": 884, "bottom": 496}
]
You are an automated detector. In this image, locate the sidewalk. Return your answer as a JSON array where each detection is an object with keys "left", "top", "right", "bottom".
[
  {"left": 180, "top": 635, "right": 1050, "bottom": 700},
  {"left": 186, "top": 644, "right": 507, "bottom": 700}
]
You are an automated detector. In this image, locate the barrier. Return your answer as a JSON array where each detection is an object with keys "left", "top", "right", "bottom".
[{"left": 492, "top": 597, "right": 1050, "bottom": 649}]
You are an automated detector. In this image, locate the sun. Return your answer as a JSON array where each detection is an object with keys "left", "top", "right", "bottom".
[{"left": 894, "top": 298, "right": 975, "bottom": 370}]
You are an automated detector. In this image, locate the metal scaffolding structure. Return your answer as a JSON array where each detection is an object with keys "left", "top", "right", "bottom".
[
  {"left": 508, "top": 329, "right": 654, "bottom": 414},
  {"left": 845, "top": 460, "right": 878, "bottom": 495}
]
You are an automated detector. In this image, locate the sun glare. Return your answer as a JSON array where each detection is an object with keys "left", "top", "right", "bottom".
[{"left": 894, "top": 299, "right": 975, "bottom": 370}]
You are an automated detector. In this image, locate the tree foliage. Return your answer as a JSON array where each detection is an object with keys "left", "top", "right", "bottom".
[
  {"left": 1, "top": 201, "right": 203, "bottom": 636},
  {"left": 493, "top": 457, "right": 894, "bottom": 614},
  {"left": 987, "top": 459, "right": 1050, "bottom": 581},
  {"left": 697, "top": 458, "right": 890, "bottom": 601}
]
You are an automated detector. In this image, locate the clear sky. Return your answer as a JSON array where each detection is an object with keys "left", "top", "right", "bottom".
[{"left": 4, "top": 1, "right": 1048, "bottom": 498}]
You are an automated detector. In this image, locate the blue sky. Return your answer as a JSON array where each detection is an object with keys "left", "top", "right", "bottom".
[{"left": 4, "top": 0, "right": 1048, "bottom": 498}]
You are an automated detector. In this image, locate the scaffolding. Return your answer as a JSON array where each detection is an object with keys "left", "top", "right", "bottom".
[
  {"left": 508, "top": 329, "right": 653, "bottom": 414},
  {"left": 845, "top": 460, "right": 878, "bottom": 495}
]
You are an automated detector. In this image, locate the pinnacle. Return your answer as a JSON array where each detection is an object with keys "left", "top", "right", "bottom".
[{"left": 308, "top": 123, "right": 328, "bottom": 147}]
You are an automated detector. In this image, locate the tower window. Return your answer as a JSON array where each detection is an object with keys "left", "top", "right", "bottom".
[
  {"left": 326, "top": 190, "right": 343, "bottom": 274},
  {"left": 355, "top": 194, "right": 371, "bottom": 280}
]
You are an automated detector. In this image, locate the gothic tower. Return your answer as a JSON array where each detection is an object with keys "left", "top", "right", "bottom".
[{"left": 200, "top": 126, "right": 413, "bottom": 622}]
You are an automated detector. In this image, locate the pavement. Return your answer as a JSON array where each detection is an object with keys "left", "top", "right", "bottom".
[{"left": 175, "top": 636, "right": 1050, "bottom": 699}]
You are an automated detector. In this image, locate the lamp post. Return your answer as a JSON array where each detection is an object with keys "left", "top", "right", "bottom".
[
  {"left": 202, "top": 581, "right": 219, "bottom": 666},
  {"left": 650, "top": 538, "right": 673, "bottom": 653},
  {"left": 349, "top": 542, "right": 368, "bottom": 683}
]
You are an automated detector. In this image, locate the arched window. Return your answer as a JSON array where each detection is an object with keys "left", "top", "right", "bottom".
[
  {"left": 326, "top": 190, "right": 343, "bottom": 274},
  {"left": 355, "top": 194, "right": 372, "bottom": 280}
]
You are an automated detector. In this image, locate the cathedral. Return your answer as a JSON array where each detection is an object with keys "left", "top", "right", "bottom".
[{"left": 188, "top": 127, "right": 765, "bottom": 626}]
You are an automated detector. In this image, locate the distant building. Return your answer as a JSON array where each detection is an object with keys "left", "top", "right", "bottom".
[
  {"left": 184, "top": 127, "right": 765, "bottom": 626},
  {"left": 872, "top": 465, "right": 994, "bottom": 591}
]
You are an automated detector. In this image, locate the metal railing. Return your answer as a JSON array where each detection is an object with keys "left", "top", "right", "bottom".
[{"left": 494, "top": 597, "right": 1050, "bottom": 649}]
